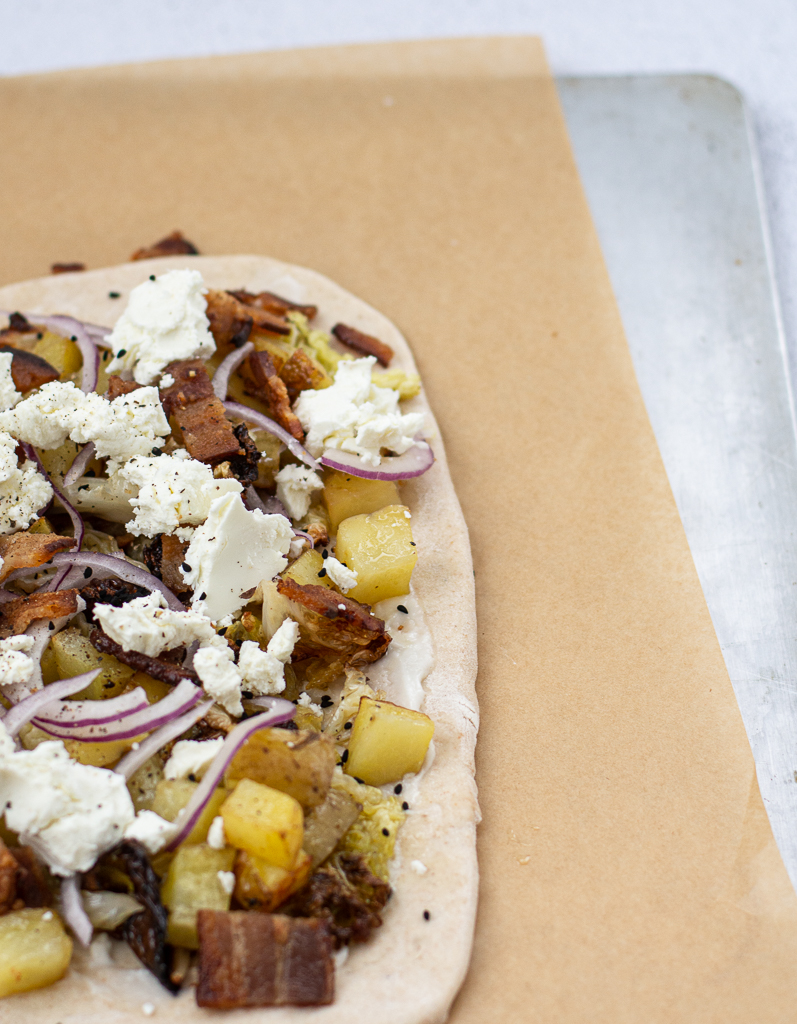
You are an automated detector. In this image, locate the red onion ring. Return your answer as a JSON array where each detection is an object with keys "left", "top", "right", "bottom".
[
  {"left": 243, "top": 484, "right": 268, "bottom": 514},
  {"left": 48, "top": 551, "right": 184, "bottom": 610},
  {"left": 1, "top": 670, "right": 102, "bottom": 737},
  {"left": 34, "top": 686, "right": 150, "bottom": 728},
  {"left": 223, "top": 400, "right": 318, "bottom": 470},
  {"left": 292, "top": 528, "right": 314, "bottom": 546},
  {"left": 115, "top": 698, "right": 212, "bottom": 781},
  {"left": 212, "top": 341, "right": 254, "bottom": 400},
  {"left": 165, "top": 698, "right": 295, "bottom": 851},
  {"left": 63, "top": 442, "right": 96, "bottom": 487},
  {"left": 61, "top": 875, "right": 93, "bottom": 946},
  {"left": 320, "top": 440, "right": 434, "bottom": 480},
  {"left": 20, "top": 443, "right": 84, "bottom": 552}
]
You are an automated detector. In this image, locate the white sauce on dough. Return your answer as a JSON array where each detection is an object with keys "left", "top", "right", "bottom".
[{"left": 370, "top": 591, "right": 435, "bottom": 712}]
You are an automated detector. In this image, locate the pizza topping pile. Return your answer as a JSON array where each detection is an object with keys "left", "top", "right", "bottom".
[{"left": 0, "top": 266, "right": 436, "bottom": 1007}]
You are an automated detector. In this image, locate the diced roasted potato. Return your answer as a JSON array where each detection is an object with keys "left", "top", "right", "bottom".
[
  {"left": 32, "top": 331, "right": 82, "bottom": 379},
  {"left": 50, "top": 627, "right": 135, "bottom": 699},
  {"left": 283, "top": 548, "right": 335, "bottom": 589},
  {"left": 63, "top": 735, "right": 141, "bottom": 768},
  {"left": 335, "top": 504, "right": 417, "bottom": 605},
  {"left": 161, "top": 844, "right": 236, "bottom": 949},
  {"left": 37, "top": 439, "right": 81, "bottom": 482},
  {"left": 225, "top": 728, "right": 335, "bottom": 809},
  {"left": 323, "top": 471, "right": 401, "bottom": 533},
  {"left": 302, "top": 789, "right": 362, "bottom": 867},
  {"left": 220, "top": 779, "right": 303, "bottom": 869},
  {"left": 233, "top": 848, "right": 312, "bottom": 911},
  {"left": 333, "top": 772, "right": 405, "bottom": 881},
  {"left": 0, "top": 908, "right": 72, "bottom": 998},
  {"left": 151, "top": 780, "right": 227, "bottom": 846},
  {"left": 345, "top": 696, "right": 434, "bottom": 786},
  {"left": 127, "top": 671, "right": 172, "bottom": 705}
]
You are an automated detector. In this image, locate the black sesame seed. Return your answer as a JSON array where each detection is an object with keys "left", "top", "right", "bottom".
[
  {"left": 151, "top": 447, "right": 162, "bottom": 456},
  {"left": 402, "top": 801, "right": 409, "bottom": 810},
  {"left": 70, "top": 335, "right": 77, "bottom": 342},
  {"left": 182, "top": 562, "right": 191, "bottom": 572},
  {"left": 396, "top": 604, "right": 408, "bottom": 614},
  {"left": 83, "top": 567, "right": 93, "bottom": 578},
  {"left": 36, "top": 332, "right": 43, "bottom": 340},
  {"left": 344, "top": 721, "right": 352, "bottom": 730},
  {"left": 423, "top": 910, "right": 430, "bottom": 921},
  {"left": 116, "top": 349, "right": 127, "bottom": 358},
  {"left": 48, "top": 621, "right": 55, "bottom": 630},
  {"left": 86, "top": 469, "right": 95, "bottom": 477},
  {"left": 104, "top": 680, "right": 115, "bottom": 688},
  {"left": 394, "top": 783, "right": 403, "bottom": 794},
  {"left": 317, "top": 568, "right": 327, "bottom": 578},
  {"left": 108, "top": 291, "right": 121, "bottom": 299},
  {"left": 382, "top": 828, "right": 389, "bottom": 837},
  {"left": 320, "top": 695, "right": 333, "bottom": 708},
  {"left": 410, "top": 541, "right": 416, "bottom": 546},
  {"left": 217, "top": 627, "right": 228, "bottom": 636},
  {"left": 188, "top": 774, "right": 196, "bottom": 782},
  {"left": 149, "top": 275, "right": 156, "bottom": 281},
  {"left": 199, "top": 592, "right": 207, "bottom": 601},
  {"left": 341, "top": 749, "right": 349, "bottom": 763},
  {"left": 321, "top": 549, "right": 329, "bottom": 559}
]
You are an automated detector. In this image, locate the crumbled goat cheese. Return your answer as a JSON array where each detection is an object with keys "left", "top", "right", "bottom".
[
  {"left": 182, "top": 491, "right": 292, "bottom": 621},
  {"left": 207, "top": 815, "right": 226, "bottom": 850},
  {"left": 410, "top": 860, "right": 428, "bottom": 875},
  {"left": 0, "top": 381, "right": 170, "bottom": 472},
  {"left": 159, "top": 372, "right": 175, "bottom": 388},
  {"left": 164, "top": 737, "right": 224, "bottom": 781},
  {"left": 296, "top": 691, "right": 323, "bottom": 718},
  {"left": 238, "top": 619, "right": 299, "bottom": 696},
  {"left": 288, "top": 536, "right": 308, "bottom": 560},
  {"left": 194, "top": 644, "right": 243, "bottom": 716},
  {"left": 93, "top": 590, "right": 217, "bottom": 657},
  {"left": 0, "top": 353, "right": 21, "bottom": 411},
  {"left": 274, "top": 464, "right": 323, "bottom": 521},
  {"left": 105, "top": 269, "right": 215, "bottom": 385},
  {"left": 117, "top": 450, "right": 242, "bottom": 538},
  {"left": 324, "top": 556, "right": 358, "bottom": 593},
  {"left": 294, "top": 356, "right": 424, "bottom": 467},
  {"left": 0, "top": 722, "right": 135, "bottom": 875},
  {"left": 0, "top": 634, "right": 35, "bottom": 693},
  {"left": 124, "top": 810, "right": 177, "bottom": 854},
  {"left": 217, "top": 870, "right": 235, "bottom": 895},
  {"left": 0, "top": 430, "right": 53, "bottom": 535}
]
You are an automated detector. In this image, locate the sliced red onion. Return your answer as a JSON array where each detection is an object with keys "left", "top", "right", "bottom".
[
  {"left": 115, "top": 698, "right": 212, "bottom": 780},
  {"left": 292, "top": 528, "right": 314, "bottom": 546},
  {"left": 48, "top": 551, "right": 184, "bottom": 610},
  {"left": 33, "top": 686, "right": 149, "bottom": 728},
  {"left": 61, "top": 875, "right": 93, "bottom": 947},
  {"left": 243, "top": 484, "right": 267, "bottom": 514},
  {"left": 165, "top": 699, "right": 295, "bottom": 851},
  {"left": 21, "top": 442, "right": 84, "bottom": 552},
  {"left": 263, "top": 495, "right": 289, "bottom": 517},
  {"left": 33, "top": 678, "right": 202, "bottom": 743},
  {"left": 320, "top": 440, "right": 434, "bottom": 480},
  {"left": 63, "top": 442, "right": 96, "bottom": 487},
  {"left": 223, "top": 400, "right": 318, "bottom": 470},
  {"left": 19, "top": 619, "right": 56, "bottom": 697},
  {"left": 1, "top": 670, "right": 102, "bottom": 737},
  {"left": 212, "top": 341, "right": 253, "bottom": 400}
]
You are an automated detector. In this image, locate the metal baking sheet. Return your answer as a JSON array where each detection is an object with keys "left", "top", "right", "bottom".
[{"left": 557, "top": 73, "right": 797, "bottom": 885}]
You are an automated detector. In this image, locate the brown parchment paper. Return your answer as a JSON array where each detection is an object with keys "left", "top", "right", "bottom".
[{"left": 1, "top": 35, "right": 797, "bottom": 1023}]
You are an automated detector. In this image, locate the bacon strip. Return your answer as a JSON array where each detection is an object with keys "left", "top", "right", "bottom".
[
  {"left": 11, "top": 846, "right": 53, "bottom": 908},
  {"left": 50, "top": 262, "right": 85, "bottom": 274},
  {"left": 1, "top": 589, "right": 79, "bottom": 635},
  {"left": 0, "top": 531, "right": 74, "bottom": 584},
  {"left": 130, "top": 231, "right": 199, "bottom": 261},
  {"left": 227, "top": 290, "right": 318, "bottom": 320},
  {"left": 246, "top": 351, "right": 304, "bottom": 441},
  {"left": 205, "top": 290, "right": 290, "bottom": 344},
  {"left": 0, "top": 345, "right": 59, "bottom": 392},
  {"left": 90, "top": 628, "right": 199, "bottom": 686},
  {"left": 161, "top": 359, "right": 242, "bottom": 464},
  {"left": 332, "top": 323, "right": 393, "bottom": 366},
  {"left": 196, "top": 911, "right": 334, "bottom": 1008},
  {"left": 105, "top": 375, "right": 142, "bottom": 400}
]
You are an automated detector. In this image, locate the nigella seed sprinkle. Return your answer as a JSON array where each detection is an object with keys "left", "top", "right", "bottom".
[
  {"left": 70, "top": 335, "right": 77, "bottom": 342},
  {"left": 108, "top": 291, "right": 121, "bottom": 299},
  {"left": 410, "top": 541, "right": 416, "bottom": 546},
  {"left": 394, "top": 783, "right": 403, "bottom": 794},
  {"left": 382, "top": 828, "right": 390, "bottom": 837},
  {"left": 182, "top": 562, "right": 191, "bottom": 572},
  {"left": 117, "top": 350, "right": 126, "bottom": 358},
  {"left": 341, "top": 749, "right": 349, "bottom": 763},
  {"left": 86, "top": 469, "right": 95, "bottom": 477},
  {"left": 402, "top": 801, "right": 409, "bottom": 810},
  {"left": 199, "top": 592, "right": 207, "bottom": 601},
  {"left": 320, "top": 696, "right": 333, "bottom": 708},
  {"left": 83, "top": 567, "right": 92, "bottom": 578},
  {"left": 151, "top": 447, "right": 162, "bottom": 456},
  {"left": 321, "top": 549, "right": 329, "bottom": 559},
  {"left": 354, "top": 777, "right": 365, "bottom": 784},
  {"left": 36, "top": 332, "right": 43, "bottom": 339},
  {"left": 344, "top": 721, "right": 352, "bottom": 729},
  {"left": 397, "top": 604, "right": 408, "bottom": 614},
  {"left": 149, "top": 274, "right": 156, "bottom": 281},
  {"left": 317, "top": 568, "right": 327, "bottom": 577},
  {"left": 217, "top": 627, "right": 228, "bottom": 635},
  {"left": 423, "top": 911, "right": 430, "bottom": 921},
  {"left": 48, "top": 621, "right": 54, "bottom": 630}
]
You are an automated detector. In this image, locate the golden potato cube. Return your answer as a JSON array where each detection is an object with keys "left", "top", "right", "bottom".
[
  {"left": 335, "top": 504, "right": 417, "bottom": 605},
  {"left": 63, "top": 736, "right": 141, "bottom": 768},
  {"left": 233, "top": 848, "right": 312, "bottom": 912},
  {"left": 32, "top": 331, "right": 82, "bottom": 378},
  {"left": 346, "top": 696, "right": 434, "bottom": 786},
  {"left": 225, "top": 728, "right": 335, "bottom": 809},
  {"left": 161, "top": 845, "right": 235, "bottom": 949},
  {"left": 323, "top": 471, "right": 401, "bottom": 533},
  {"left": 151, "top": 780, "right": 227, "bottom": 845},
  {"left": 283, "top": 548, "right": 335, "bottom": 589},
  {"left": 128, "top": 671, "right": 173, "bottom": 704},
  {"left": 220, "top": 779, "right": 304, "bottom": 868},
  {"left": 0, "top": 908, "right": 72, "bottom": 998},
  {"left": 51, "top": 627, "right": 135, "bottom": 699}
]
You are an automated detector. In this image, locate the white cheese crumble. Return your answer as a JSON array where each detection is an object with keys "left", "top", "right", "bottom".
[
  {"left": 93, "top": 590, "right": 217, "bottom": 657},
  {"left": 207, "top": 815, "right": 226, "bottom": 850},
  {"left": 296, "top": 691, "right": 323, "bottom": 719},
  {"left": 0, "top": 430, "right": 53, "bottom": 535},
  {"left": 159, "top": 372, "right": 175, "bottom": 388},
  {"left": 105, "top": 269, "right": 215, "bottom": 385},
  {"left": 410, "top": 860, "right": 428, "bottom": 875},
  {"left": 164, "top": 737, "right": 224, "bottom": 781},
  {"left": 294, "top": 356, "right": 424, "bottom": 467},
  {"left": 193, "top": 644, "right": 243, "bottom": 716},
  {"left": 0, "top": 634, "right": 35, "bottom": 693},
  {"left": 124, "top": 810, "right": 177, "bottom": 854},
  {"left": 238, "top": 618, "right": 299, "bottom": 696},
  {"left": 117, "top": 450, "right": 242, "bottom": 538},
  {"left": 142, "top": 1003, "right": 155, "bottom": 1018},
  {"left": 324, "top": 556, "right": 358, "bottom": 593},
  {"left": 182, "top": 491, "right": 293, "bottom": 621},
  {"left": 0, "top": 722, "right": 135, "bottom": 876},
  {"left": 0, "top": 353, "right": 21, "bottom": 411},
  {"left": 274, "top": 464, "right": 323, "bottom": 521},
  {"left": 217, "top": 869, "right": 235, "bottom": 895}
]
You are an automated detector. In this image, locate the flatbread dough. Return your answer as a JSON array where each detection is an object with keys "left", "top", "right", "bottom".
[{"left": 0, "top": 255, "right": 479, "bottom": 1024}]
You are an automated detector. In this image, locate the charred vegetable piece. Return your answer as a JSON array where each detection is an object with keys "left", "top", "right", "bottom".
[
  {"left": 0, "top": 344, "right": 59, "bottom": 391},
  {"left": 226, "top": 422, "right": 260, "bottom": 484},
  {"left": 0, "top": 530, "right": 73, "bottom": 585},
  {"left": 332, "top": 774, "right": 405, "bottom": 881},
  {"left": 11, "top": 847, "right": 53, "bottom": 908},
  {"left": 345, "top": 696, "right": 434, "bottom": 786},
  {"left": 220, "top": 780, "right": 304, "bottom": 869},
  {"left": 335, "top": 504, "right": 418, "bottom": 605},
  {"left": 225, "top": 728, "right": 336, "bottom": 809},
  {"left": 331, "top": 322, "right": 394, "bottom": 366},
  {"left": 196, "top": 911, "right": 334, "bottom": 1008},
  {"left": 302, "top": 789, "right": 362, "bottom": 868},
  {"left": 130, "top": 230, "right": 199, "bottom": 260},
  {"left": 161, "top": 844, "right": 236, "bottom": 949},
  {"left": 323, "top": 471, "right": 401, "bottom": 534},
  {"left": 233, "top": 849, "right": 312, "bottom": 912},
  {"left": 0, "top": 908, "right": 72, "bottom": 998}
]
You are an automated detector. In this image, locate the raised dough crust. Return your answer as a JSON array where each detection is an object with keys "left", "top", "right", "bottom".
[{"left": 0, "top": 255, "right": 479, "bottom": 1024}]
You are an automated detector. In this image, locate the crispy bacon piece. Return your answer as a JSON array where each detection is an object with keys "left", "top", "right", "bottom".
[
  {"left": 0, "top": 589, "right": 79, "bottom": 635},
  {"left": 205, "top": 290, "right": 290, "bottom": 346},
  {"left": 196, "top": 911, "right": 334, "bottom": 1008},
  {"left": 283, "top": 853, "right": 390, "bottom": 948},
  {"left": 227, "top": 423, "right": 260, "bottom": 484},
  {"left": 279, "top": 349, "right": 326, "bottom": 403},
  {"left": 130, "top": 230, "right": 199, "bottom": 261},
  {"left": 0, "top": 840, "right": 17, "bottom": 915},
  {"left": 246, "top": 350, "right": 304, "bottom": 441},
  {"left": 105, "top": 375, "right": 142, "bottom": 400},
  {"left": 50, "top": 262, "right": 85, "bottom": 274},
  {"left": 143, "top": 534, "right": 191, "bottom": 599},
  {"left": 0, "top": 312, "right": 36, "bottom": 339},
  {"left": 332, "top": 323, "right": 393, "bottom": 366},
  {"left": 161, "top": 359, "right": 242, "bottom": 464},
  {"left": 90, "top": 628, "right": 199, "bottom": 686},
  {"left": 12, "top": 846, "right": 53, "bottom": 908},
  {"left": 228, "top": 289, "right": 318, "bottom": 320},
  {"left": 275, "top": 578, "right": 390, "bottom": 666},
  {"left": 0, "top": 531, "right": 74, "bottom": 585},
  {"left": 0, "top": 344, "right": 60, "bottom": 392}
]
